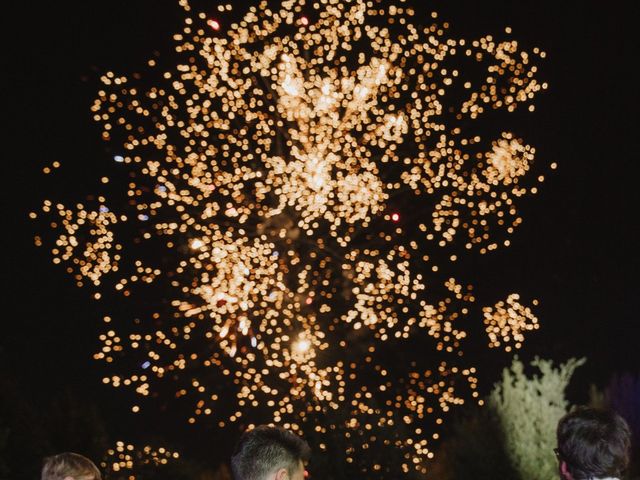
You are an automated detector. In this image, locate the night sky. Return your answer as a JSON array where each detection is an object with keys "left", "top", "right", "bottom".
[{"left": 3, "top": 0, "right": 639, "bottom": 472}]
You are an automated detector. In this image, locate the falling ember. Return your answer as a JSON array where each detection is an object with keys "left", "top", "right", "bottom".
[
  {"left": 189, "top": 238, "right": 204, "bottom": 250},
  {"left": 293, "top": 338, "right": 311, "bottom": 354},
  {"left": 34, "top": 0, "right": 549, "bottom": 477}
]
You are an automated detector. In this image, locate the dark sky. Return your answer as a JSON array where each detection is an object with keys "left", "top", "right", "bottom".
[{"left": 3, "top": 0, "right": 640, "bottom": 468}]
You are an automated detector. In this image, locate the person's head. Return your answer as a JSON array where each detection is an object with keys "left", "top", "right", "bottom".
[
  {"left": 231, "top": 425, "right": 310, "bottom": 480},
  {"left": 41, "top": 452, "right": 101, "bottom": 480},
  {"left": 556, "top": 406, "right": 631, "bottom": 480}
]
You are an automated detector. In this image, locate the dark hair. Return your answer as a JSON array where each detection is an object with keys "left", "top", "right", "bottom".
[
  {"left": 42, "top": 452, "right": 101, "bottom": 480},
  {"left": 231, "top": 425, "right": 310, "bottom": 480},
  {"left": 557, "top": 406, "right": 631, "bottom": 480}
]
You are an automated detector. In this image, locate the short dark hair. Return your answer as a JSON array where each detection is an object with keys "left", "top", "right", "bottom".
[
  {"left": 231, "top": 425, "right": 310, "bottom": 480},
  {"left": 42, "top": 452, "right": 101, "bottom": 480},
  {"left": 557, "top": 406, "right": 631, "bottom": 480}
]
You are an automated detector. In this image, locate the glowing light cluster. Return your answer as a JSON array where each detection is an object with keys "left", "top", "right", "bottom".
[
  {"left": 36, "top": 199, "right": 123, "bottom": 286},
  {"left": 101, "top": 441, "right": 179, "bottom": 478},
  {"left": 34, "top": 0, "right": 548, "bottom": 476},
  {"left": 483, "top": 294, "right": 540, "bottom": 351}
]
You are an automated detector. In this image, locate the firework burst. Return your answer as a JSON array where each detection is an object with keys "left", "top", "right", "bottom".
[{"left": 34, "top": 0, "right": 548, "bottom": 475}]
